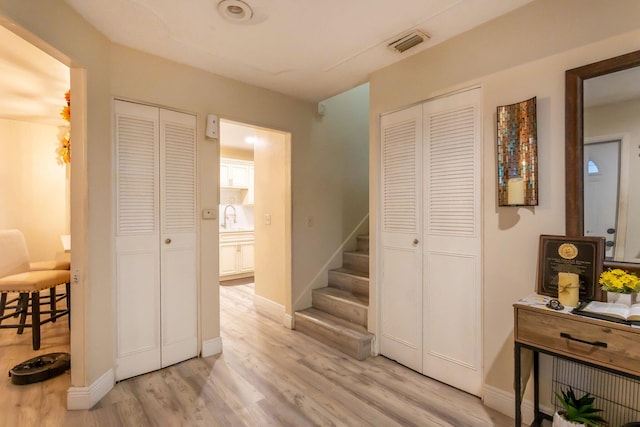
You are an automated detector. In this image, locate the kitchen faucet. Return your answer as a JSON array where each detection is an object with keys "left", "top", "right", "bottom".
[{"left": 222, "top": 204, "right": 237, "bottom": 229}]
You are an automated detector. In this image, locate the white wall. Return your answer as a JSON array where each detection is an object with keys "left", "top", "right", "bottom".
[
  {"left": 585, "top": 98, "right": 640, "bottom": 262},
  {"left": 369, "top": 0, "right": 640, "bottom": 415},
  {"left": 0, "top": 119, "right": 68, "bottom": 260}
]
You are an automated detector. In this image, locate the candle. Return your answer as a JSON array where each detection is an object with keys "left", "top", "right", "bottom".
[
  {"left": 507, "top": 177, "right": 525, "bottom": 205},
  {"left": 558, "top": 272, "right": 580, "bottom": 307}
]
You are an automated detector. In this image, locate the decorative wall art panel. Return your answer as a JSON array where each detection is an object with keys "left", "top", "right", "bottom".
[{"left": 497, "top": 97, "right": 538, "bottom": 206}]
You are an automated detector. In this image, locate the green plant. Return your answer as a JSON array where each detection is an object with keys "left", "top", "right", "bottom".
[{"left": 555, "top": 387, "right": 605, "bottom": 426}]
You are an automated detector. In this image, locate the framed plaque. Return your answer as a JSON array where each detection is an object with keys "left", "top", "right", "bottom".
[{"left": 536, "top": 235, "right": 605, "bottom": 301}]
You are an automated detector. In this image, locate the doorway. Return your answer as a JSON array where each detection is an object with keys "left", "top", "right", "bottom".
[
  {"left": 378, "top": 87, "right": 483, "bottom": 396},
  {"left": 218, "top": 119, "right": 292, "bottom": 322},
  {"left": 0, "top": 22, "right": 74, "bottom": 384},
  {"left": 584, "top": 137, "right": 624, "bottom": 260}
]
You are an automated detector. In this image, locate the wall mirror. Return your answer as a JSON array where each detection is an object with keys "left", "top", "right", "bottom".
[{"left": 566, "top": 50, "right": 640, "bottom": 274}]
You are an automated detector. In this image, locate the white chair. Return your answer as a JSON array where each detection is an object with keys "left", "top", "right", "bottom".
[{"left": 0, "top": 229, "right": 70, "bottom": 350}]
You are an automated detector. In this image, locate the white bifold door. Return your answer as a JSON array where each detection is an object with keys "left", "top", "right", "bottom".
[
  {"left": 114, "top": 100, "right": 198, "bottom": 381},
  {"left": 380, "top": 88, "right": 482, "bottom": 396}
]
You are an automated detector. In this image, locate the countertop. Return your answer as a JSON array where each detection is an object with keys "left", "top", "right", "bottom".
[{"left": 219, "top": 227, "right": 254, "bottom": 234}]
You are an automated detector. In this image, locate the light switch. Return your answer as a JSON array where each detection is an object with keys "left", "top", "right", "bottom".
[
  {"left": 264, "top": 214, "right": 271, "bottom": 225},
  {"left": 202, "top": 208, "right": 216, "bottom": 220},
  {"left": 306, "top": 216, "right": 314, "bottom": 227}
]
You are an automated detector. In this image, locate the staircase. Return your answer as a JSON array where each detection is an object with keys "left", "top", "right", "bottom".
[{"left": 294, "top": 235, "right": 373, "bottom": 360}]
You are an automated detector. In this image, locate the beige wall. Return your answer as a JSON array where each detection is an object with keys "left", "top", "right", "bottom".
[
  {"left": 294, "top": 83, "right": 370, "bottom": 309},
  {"left": 0, "top": 119, "right": 68, "bottom": 260},
  {"left": 254, "top": 129, "right": 288, "bottom": 304},
  {"left": 1, "top": 0, "right": 113, "bottom": 387},
  {"left": 369, "top": 0, "right": 640, "bottom": 413},
  {"left": 585, "top": 98, "right": 640, "bottom": 262},
  {"left": 109, "top": 42, "right": 314, "bottom": 340},
  {"left": 220, "top": 146, "right": 254, "bottom": 161}
]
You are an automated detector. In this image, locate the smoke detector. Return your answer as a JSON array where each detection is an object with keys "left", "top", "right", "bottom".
[
  {"left": 218, "top": 0, "right": 253, "bottom": 23},
  {"left": 388, "top": 30, "right": 430, "bottom": 53}
]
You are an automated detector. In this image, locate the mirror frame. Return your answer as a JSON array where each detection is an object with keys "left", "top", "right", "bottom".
[{"left": 565, "top": 50, "right": 640, "bottom": 274}]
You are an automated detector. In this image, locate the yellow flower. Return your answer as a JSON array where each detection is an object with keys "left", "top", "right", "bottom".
[
  {"left": 60, "top": 105, "right": 70, "bottom": 122},
  {"left": 57, "top": 90, "right": 71, "bottom": 164},
  {"left": 599, "top": 269, "right": 640, "bottom": 294}
]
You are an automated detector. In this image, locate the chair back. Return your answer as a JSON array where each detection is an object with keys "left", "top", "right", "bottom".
[{"left": 0, "top": 229, "right": 31, "bottom": 277}]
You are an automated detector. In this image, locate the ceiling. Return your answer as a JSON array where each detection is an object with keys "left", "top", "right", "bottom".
[
  {"left": 220, "top": 119, "right": 259, "bottom": 150},
  {"left": 2, "top": 1, "right": 639, "bottom": 128},
  {"left": 1, "top": 0, "right": 535, "bottom": 125},
  {"left": 64, "top": 0, "right": 533, "bottom": 103},
  {"left": 584, "top": 66, "right": 640, "bottom": 108},
  {"left": 0, "top": 25, "right": 69, "bottom": 126}
]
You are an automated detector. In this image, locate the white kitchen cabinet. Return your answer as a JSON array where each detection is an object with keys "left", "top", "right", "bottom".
[
  {"left": 220, "top": 243, "right": 240, "bottom": 276},
  {"left": 220, "top": 159, "right": 251, "bottom": 189},
  {"left": 219, "top": 231, "right": 254, "bottom": 279},
  {"left": 238, "top": 242, "right": 255, "bottom": 273}
]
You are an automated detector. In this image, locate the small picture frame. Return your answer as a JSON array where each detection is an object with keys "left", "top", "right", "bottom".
[{"left": 536, "top": 235, "right": 605, "bottom": 301}]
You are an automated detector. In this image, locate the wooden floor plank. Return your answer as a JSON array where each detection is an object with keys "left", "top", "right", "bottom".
[{"left": 0, "top": 283, "right": 516, "bottom": 427}]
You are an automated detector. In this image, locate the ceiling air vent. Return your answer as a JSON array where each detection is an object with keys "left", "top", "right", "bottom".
[{"left": 388, "top": 30, "right": 430, "bottom": 54}]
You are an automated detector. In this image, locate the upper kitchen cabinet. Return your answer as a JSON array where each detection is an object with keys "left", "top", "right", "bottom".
[
  {"left": 220, "top": 158, "right": 251, "bottom": 189},
  {"left": 220, "top": 158, "right": 254, "bottom": 205}
]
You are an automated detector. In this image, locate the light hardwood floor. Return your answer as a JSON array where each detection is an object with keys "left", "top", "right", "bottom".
[{"left": 0, "top": 284, "right": 515, "bottom": 426}]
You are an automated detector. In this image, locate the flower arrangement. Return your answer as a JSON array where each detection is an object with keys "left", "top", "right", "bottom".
[
  {"left": 57, "top": 90, "right": 71, "bottom": 164},
  {"left": 599, "top": 268, "right": 640, "bottom": 294}
]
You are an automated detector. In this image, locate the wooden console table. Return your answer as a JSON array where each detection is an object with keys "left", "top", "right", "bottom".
[{"left": 514, "top": 302, "right": 640, "bottom": 427}]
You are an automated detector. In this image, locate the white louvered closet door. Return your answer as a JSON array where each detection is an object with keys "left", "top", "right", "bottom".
[
  {"left": 379, "top": 104, "right": 423, "bottom": 372},
  {"left": 422, "top": 88, "right": 482, "bottom": 395},
  {"left": 115, "top": 100, "right": 162, "bottom": 380},
  {"left": 379, "top": 88, "right": 482, "bottom": 396},
  {"left": 114, "top": 101, "right": 197, "bottom": 381},
  {"left": 159, "top": 108, "right": 197, "bottom": 367}
]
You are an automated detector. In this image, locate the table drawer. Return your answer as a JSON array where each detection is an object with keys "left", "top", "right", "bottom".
[{"left": 516, "top": 307, "right": 640, "bottom": 377}]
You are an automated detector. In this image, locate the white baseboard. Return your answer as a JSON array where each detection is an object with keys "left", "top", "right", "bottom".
[
  {"left": 483, "top": 384, "right": 534, "bottom": 426},
  {"left": 283, "top": 313, "right": 294, "bottom": 329},
  {"left": 67, "top": 368, "right": 114, "bottom": 410},
  {"left": 202, "top": 337, "right": 223, "bottom": 358},
  {"left": 254, "top": 294, "right": 284, "bottom": 319},
  {"left": 483, "top": 384, "right": 555, "bottom": 426}
]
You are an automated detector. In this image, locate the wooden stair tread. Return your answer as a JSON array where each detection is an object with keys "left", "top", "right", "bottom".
[
  {"left": 331, "top": 267, "right": 369, "bottom": 279},
  {"left": 295, "top": 308, "right": 372, "bottom": 339},
  {"left": 314, "top": 287, "right": 369, "bottom": 306},
  {"left": 344, "top": 250, "right": 368, "bottom": 256}
]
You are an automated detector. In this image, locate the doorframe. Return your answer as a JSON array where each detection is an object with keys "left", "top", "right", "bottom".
[
  {"left": 0, "top": 17, "right": 89, "bottom": 389},
  {"left": 373, "top": 86, "right": 484, "bottom": 394},
  {"left": 217, "top": 119, "right": 293, "bottom": 328}
]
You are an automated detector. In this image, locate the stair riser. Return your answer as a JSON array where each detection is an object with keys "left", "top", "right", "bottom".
[
  {"left": 328, "top": 271, "right": 369, "bottom": 297},
  {"left": 343, "top": 252, "right": 369, "bottom": 274},
  {"left": 356, "top": 236, "right": 369, "bottom": 253},
  {"left": 294, "top": 314, "right": 372, "bottom": 361},
  {"left": 312, "top": 292, "right": 367, "bottom": 328}
]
